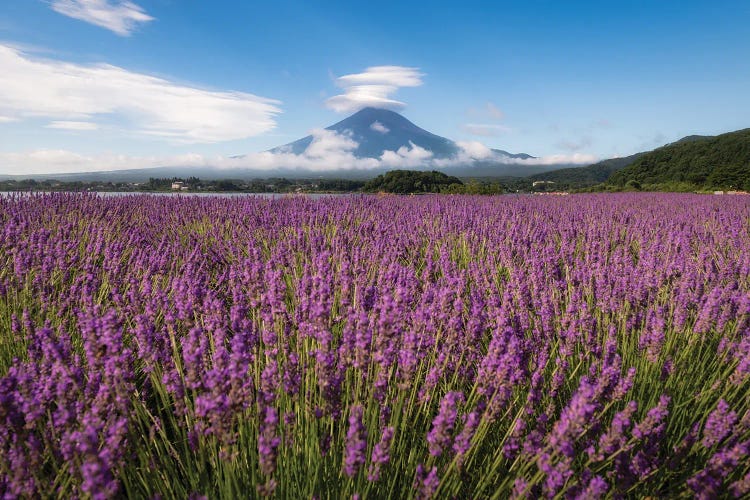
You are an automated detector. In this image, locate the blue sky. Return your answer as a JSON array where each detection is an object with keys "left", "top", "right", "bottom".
[{"left": 0, "top": 0, "right": 749, "bottom": 174}]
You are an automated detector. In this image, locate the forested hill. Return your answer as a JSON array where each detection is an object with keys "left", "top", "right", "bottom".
[
  {"left": 607, "top": 129, "right": 750, "bottom": 190},
  {"left": 528, "top": 153, "right": 644, "bottom": 188},
  {"left": 362, "top": 170, "right": 463, "bottom": 193}
]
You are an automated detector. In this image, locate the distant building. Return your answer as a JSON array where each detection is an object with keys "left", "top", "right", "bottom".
[
  {"left": 532, "top": 181, "right": 555, "bottom": 187},
  {"left": 171, "top": 182, "right": 184, "bottom": 190},
  {"left": 714, "top": 191, "right": 725, "bottom": 195},
  {"left": 180, "top": 186, "right": 189, "bottom": 191}
]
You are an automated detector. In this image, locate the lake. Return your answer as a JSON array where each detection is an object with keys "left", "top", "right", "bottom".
[{"left": 0, "top": 192, "right": 357, "bottom": 199}]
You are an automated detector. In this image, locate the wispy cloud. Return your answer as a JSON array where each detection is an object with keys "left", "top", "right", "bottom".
[
  {"left": 0, "top": 44, "right": 281, "bottom": 143},
  {"left": 556, "top": 136, "right": 593, "bottom": 152},
  {"left": 46, "top": 120, "right": 99, "bottom": 131},
  {"left": 485, "top": 102, "right": 504, "bottom": 120},
  {"left": 462, "top": 123, "right": 511, "bottom": 137},
  {"left": 50, "top": 0, "right": 154, "bottom": 36},
  {"left": 467, "top": 101, "right": 505, "bottom": 120},
  {"left": 326, "top": 66, "right": 424, "bottom": 113},
  {"left": 463, "top": 101, "right": 510, "bottom": 137}
]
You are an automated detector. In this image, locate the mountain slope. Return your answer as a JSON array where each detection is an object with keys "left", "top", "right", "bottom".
[
  {"left": 271, "top": 107, "right": 459, "bottom": 159},
  {"left": 270, "top": 107, "right": 533, "bottom": 161},
  {"left": 608, "top": 129, "right": 750, "bottom": 189}
]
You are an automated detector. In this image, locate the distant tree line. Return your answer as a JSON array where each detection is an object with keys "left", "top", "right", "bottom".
[
  {"left": 1, "top": 172, "right": 522, "bottom": 195},
  {"left": 363, "top": 170, "right": 465, "bottom": 194},
  {"left": 0, "top": 177, "right": 366, "bottom": 194},
  {"left": 0, "top": 179, "right": 134, "bottom": 192}
]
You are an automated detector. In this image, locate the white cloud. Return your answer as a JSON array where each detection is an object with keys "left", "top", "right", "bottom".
[
  {"left": 46, "top": 120, "right": 99, "bottom": 131},
  {"left": 0, "top": 44, "right": 281, "bottom": 143},
  {"left": 468, "top": 101, "right": 505, "bottom": 120},
  {"left": 455, "top": 141, "right": 494, "bottom": 160},
  {"left": 1, "top": 136, "right": 596, "bottom": 176},
  {"left": 51, "top": 0, "right": 154, "bottom": 36},
  {"left": 336, "top": 66, "right": 423, "bottom": 87},
  {"left": 0, "top": 116, "right": 17, "bottom": 123},
  {"left": 370, "top": 121, "right": 389, "bottom": 134},
  {"left": 485, "top": 102, "right": 504, "bottom": 120},
  {"left": 380, "top": 142, "right": 433, "bottom": 167},
  {"left": 556, "top": 136, "right": 593, "bottom": 152},
  {"left": 462, "top": 123, "right": 511, "bottom": 137},
  {"left": 431, "top": 141, "right": 493, "bottom": 167},
  {"left": 303, "top": 129, "right": 358, "bottom": 158},
  {"left": 516, "top": 153, "right": 598, "bottom": 165},
  {"left": 326, "top": 66, "right": 424, "bottom": 113},
  {"left": 233, "top": 129, "right": 379, "bottom": 172}
]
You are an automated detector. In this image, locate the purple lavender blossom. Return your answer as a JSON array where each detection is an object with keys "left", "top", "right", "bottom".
[
  {"left": 701, "top": 399, "right": 738, "bottom": 449},
  {"left": 368, "top": 426, "right": 395, "bottom": 481},
  {"left": 414, "top": 464, "right": 440, "bottom": 499},
  {"left": 427, "top": 391, "right": 463, "bottom": 457},
  {"left": 1, "top": 192, "right": 749, "bottom": 498},
  {"left": 258, "top": 406, "right": 281, "bottom": 478},
  {"left": 343, "top": 405, "right": 367, "bottom": 478}
]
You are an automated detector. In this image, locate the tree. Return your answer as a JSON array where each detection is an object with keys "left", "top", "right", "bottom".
[{"left": 625, "top": 180, "right": 642, "bottom": 191}]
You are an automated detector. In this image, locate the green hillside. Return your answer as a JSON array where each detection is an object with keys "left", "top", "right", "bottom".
[
  {"left": 528, "top": 153, "right": 643, "bottom": 188},
  {"left": 608, "top": 129, "right": 750, "bottom": 190}
]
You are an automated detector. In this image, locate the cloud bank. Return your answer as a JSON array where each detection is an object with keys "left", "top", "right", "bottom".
[
  {"left": 1, "top": 130, "right": 596, "bottom": 175},
  {"left": 51, "top": 0, "right": 154, "bottom": 36},
  {"left": 326, "top": 66, "right": 424, "bottom": 113},
  {"left": 0, "top": 44, "right": 281, "bottom": 143}
]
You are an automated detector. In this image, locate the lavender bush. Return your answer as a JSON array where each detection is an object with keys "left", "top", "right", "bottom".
[{"left": 0, "top": 192, "right": 748, "bottom": 498}]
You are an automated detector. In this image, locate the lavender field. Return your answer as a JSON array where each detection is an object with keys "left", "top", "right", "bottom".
[{"left": 1, "top": 193, "right": 749, "bottom": 499}]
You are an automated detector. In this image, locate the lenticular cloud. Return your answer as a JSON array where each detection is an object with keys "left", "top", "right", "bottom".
[{"left": 326, "top": 66, "right": 424, "bottom": 113}]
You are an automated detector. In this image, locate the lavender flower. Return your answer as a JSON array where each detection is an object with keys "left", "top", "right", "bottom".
[
  {"left": 258, "top": 406, "right": 281, "bottom": 477},
  {"left": 701, "top": 399, "right": 738, "bottom": 448},
  {"left": 368, "top": 426, "right": 394, "bottom": 481},
  {"left": 414, "top": 464, "right": 439, "bottom": 499},
  {"left": 343, "top": 405, "right": 367, "bottom": 477},
  {"left": 427, "top": 391, "right": 463, "bottom": 456}
]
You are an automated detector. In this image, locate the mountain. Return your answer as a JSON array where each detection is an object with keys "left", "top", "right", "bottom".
[
  {"left": 2, "top": 108, "right": 556, "bottom": 182},
  {"left": 527, "top": 152, "right": 644, "bottom": 188},
  {"left": 608, "top": 128, "right": 750, "bottom": 190},
  {"left": 269, "top": 107, "right": 533, "bottom": 161}
]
